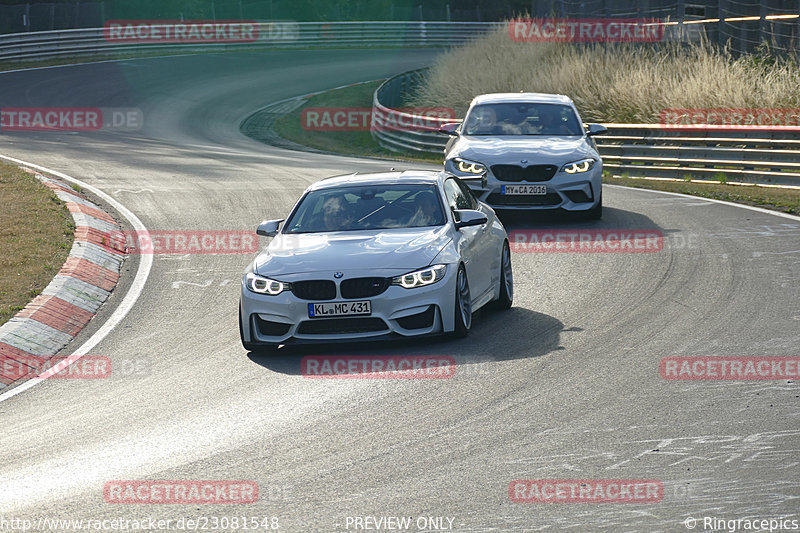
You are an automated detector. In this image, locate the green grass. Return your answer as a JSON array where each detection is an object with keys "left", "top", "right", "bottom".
[
  {"left": 0, "top": 164, "right": 74, "bottom": 326},
  {"left": 271, "top": 81, "right": 442, "bottom": 163},
  {"left": 604, "top": 174, "right": 800, "bottom": 215}
]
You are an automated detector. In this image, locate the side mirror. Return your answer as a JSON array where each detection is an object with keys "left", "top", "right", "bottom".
[
  {"left": 453, "top": 209, "right": 487, "bottom": 229},
  {"left": 586, "top": 123, "right": 608, "bottom": 136},
  {"left": 438, "top": 122, "right": 461, "bottom": 136},
  {"left": 256, "top": 219, "right": 284, "bottom": 237}
]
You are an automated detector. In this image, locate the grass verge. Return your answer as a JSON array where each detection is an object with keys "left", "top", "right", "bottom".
[
  {"left": 604, "top": 175, "right": 800, "bottom": 215},
  {"left": 271, "top": 81, "right": 441, "bottom": 163},
  {"left": 0, "top": 164, "right": 75, "bottom": 326}
]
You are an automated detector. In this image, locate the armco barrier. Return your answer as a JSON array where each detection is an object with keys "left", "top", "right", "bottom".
[
  {"left": 371, "top": 70, "right": 800, "bottom": 187},
  {"left": 0, "top": 22, "right": 502, "bottom": 62},
  {"left": 371, "top": 69, "right": 456, "bottom": 153}
]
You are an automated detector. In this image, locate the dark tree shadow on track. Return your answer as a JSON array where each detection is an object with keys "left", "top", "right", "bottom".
[{"left": 246, "top": 306, "right": 565, "bottom": 376}]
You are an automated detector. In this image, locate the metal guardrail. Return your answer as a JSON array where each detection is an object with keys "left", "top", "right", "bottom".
[
  {"left": 597, "top": 126, "right": 800, "bottom": 186},
  {"left": 372, "top": 69, "right": 457, "bottom": 153},
  {"left": 0, "top": 21, "right": 502, "bottom": 61},
  {"left": 371, "top": 70, "right": 800, "bottom": 186}
]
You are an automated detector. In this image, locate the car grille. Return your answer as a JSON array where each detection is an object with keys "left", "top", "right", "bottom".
[
  {"left": 340, "top": 277, "right": 391, "bottom": 299},
  {"left": 297, "top": 317, "right": 389, "bottom": 335},
  {"left": 486, "top": 192, "right": 563, "bottom": 207},
  {"left": 491, "top": 164, "right": 558, "bottom": 182},
  {"left": 291, "top": 280, "right": 337, "bottom": 301}
]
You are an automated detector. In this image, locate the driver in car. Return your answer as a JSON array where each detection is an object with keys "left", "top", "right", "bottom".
[
  {"left": 322, "top": 194, "right": 355, "bottom": 231},
  {"left": 465, "top": 106, "right": 500, "bottom": 135}
]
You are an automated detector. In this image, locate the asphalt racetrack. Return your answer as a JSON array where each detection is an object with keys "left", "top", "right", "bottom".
[{"left": 1, "top": 48, "right": 799, "bottom": 531}]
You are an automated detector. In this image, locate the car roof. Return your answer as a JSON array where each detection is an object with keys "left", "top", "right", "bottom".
[
  {"left": 470, "top": 92, "right": 574, "bottom": 106},
  {"left": 309, "top": 170, "right": 449, "bottom": 191}
]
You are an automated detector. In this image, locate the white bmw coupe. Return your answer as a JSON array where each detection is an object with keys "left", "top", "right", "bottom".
[
  {"left": 442, "top": 93, "right": 607, "bottom": 219},
  {"left": 239, "top": 170, "right": 512, "bottom": 351}
]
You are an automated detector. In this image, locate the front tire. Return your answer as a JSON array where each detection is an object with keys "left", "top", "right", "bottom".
[
  {"left": 452, "top": 264, "right": 472, "bottom": 338},
  {"left": 494, "top": 241, "right": 513, "bottom": 310}
]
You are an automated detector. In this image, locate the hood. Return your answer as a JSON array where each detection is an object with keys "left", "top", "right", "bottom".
[
  {"left": 255, "top": 226, "right": 452, "bottom": 277},
  {"left": 449, "top": 135, "right": 593, "bottom": 164}
]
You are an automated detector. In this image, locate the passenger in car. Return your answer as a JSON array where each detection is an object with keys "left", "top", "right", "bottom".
[
  {"left": 536, "top": 106, "right": 572, "bottom": 135},
  {"left": 408, "top": 190, "right": 442, "bottom": 227}
]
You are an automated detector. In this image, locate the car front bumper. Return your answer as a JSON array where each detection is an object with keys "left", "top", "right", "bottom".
[
  {"left": 240, "top": 267, "right": 459, "bottom": 346},
  {"left": 446, "top": 160, "right": 602, "bottom": 211}
]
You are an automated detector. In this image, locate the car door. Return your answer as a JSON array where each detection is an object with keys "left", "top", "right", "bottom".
[
  {"left": 455, "top": 178, "right": 497, "bottom": 298},
  {"left": 443, "top": 178, "right": 491, "bottom": 300}
]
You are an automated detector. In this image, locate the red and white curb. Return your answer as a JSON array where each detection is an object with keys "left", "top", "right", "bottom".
[{"left": 0, "top": 170, "right": 126, "bottom": 391}]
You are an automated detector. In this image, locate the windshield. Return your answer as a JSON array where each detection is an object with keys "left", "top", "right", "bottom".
[
  {"left": 463, "top": 103, "right": 584, "bottom": 136},
  {"left": 284, "top": 184, "right": 446, "bottom": 233}
]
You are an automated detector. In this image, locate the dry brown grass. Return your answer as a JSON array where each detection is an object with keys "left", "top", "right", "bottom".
[
  {"left": 0, "top": 164, "right": 74, "bottom": 326},
  {"left": 411, "top": 26, "right": 800, "bottom": 122}
]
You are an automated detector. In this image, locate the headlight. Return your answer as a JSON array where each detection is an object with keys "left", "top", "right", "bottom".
[
  {"left": 453, "top": 158, "right": 486, "bottom": 175},
  {"left": 392, "top": 265, "right": 447, "bottom": 289},
  {"left": 245, "top": 272, "right": 290, "bottom": 295},
  {"left": 561, "top": 158, "right": 596, "bottom": 174}
]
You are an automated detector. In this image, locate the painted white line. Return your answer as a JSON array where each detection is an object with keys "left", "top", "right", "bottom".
[
  {"left": 0, "top": 155, "right": 152, "bottom": 403},
  {"left": 604, "top": 184, "right": 800, "bottom": 222}
]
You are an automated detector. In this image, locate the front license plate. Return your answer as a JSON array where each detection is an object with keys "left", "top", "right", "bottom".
[
  {"left": 502, "top": 185, "right": 547, "bottom": 195},
  {"left": 308, "top": 301, "right": 372, "bottom": 318}
]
